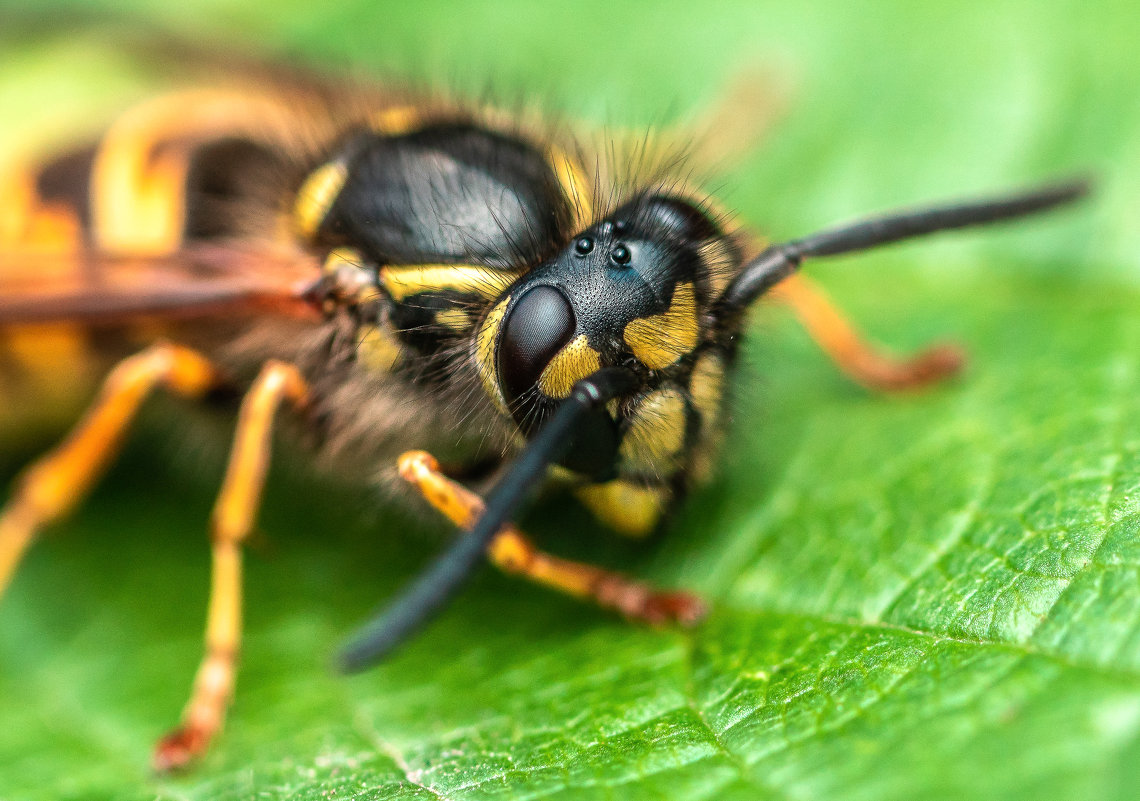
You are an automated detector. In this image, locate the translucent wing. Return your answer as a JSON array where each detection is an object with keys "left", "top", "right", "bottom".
[{"left": 0, "top": 244, "right": 321, "bottom": 326}]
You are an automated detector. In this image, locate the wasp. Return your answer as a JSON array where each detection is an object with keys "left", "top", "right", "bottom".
[{"left": 0, "top": 66, "right": 1087, "bottom": 770}]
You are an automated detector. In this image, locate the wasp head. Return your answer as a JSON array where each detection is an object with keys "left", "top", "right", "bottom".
[{"left": 475, "top": 193, "right": 730, "bottom": 479}]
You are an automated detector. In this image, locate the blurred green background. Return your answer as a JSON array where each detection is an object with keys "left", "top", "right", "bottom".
[{"left": 0, "top": 1, "right": 1138, "bottom": 800}]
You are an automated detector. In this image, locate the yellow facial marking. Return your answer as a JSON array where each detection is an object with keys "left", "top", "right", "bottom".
[
  {"left": 435, "top": 308, "right": 471, "bottom": 330},
  {"left": 537, "top": 335, "right": 602, "bottom": 399},
  {"left": 576, "top": 480, "right": 668, "bottom": 537},
  {"left": 620, "top": 388, "right": 688, "bottom": 474},
  {"left": 356, "top": 324, "right": 402, "bottom": 373},
  {"left": 380, "top": 264, "right": 521, "bottom": 303},
  {"left": 475, "top": 296, "right": 511, "bottom": 414},
  {"left": 623, "top": 282, "right": 699, "bottom": 370},
  {"left": 293, "top": 160, "right": 348, "bottom": 240},
  {"left": 688, "top": 351, "right": 726, "bottom": 431},
  {"left": 370, "top": 106, "right": 422, "bottom": 136},
  {"left": 547, "top": 145, "right": 592, "bottom": 225}
]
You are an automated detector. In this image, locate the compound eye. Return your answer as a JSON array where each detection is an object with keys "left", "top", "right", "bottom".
[
  {"left": 642, "top": 196, "right": 720, "bottom": 241},
  {"left": 497, "top": 285, "right": 576, "bottom": 404}
]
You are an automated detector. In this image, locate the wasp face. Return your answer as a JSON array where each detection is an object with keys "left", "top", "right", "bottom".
[{"left": 477, "top": 194, "right": 725, "bottom": 478}]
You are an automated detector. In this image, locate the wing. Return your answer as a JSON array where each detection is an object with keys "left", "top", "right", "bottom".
[{"left": 0, "top": 244, "right": 322, "bottom": 326}]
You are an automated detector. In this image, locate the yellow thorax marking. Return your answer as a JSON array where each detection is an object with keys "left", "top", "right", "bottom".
[
  {"left": 293, "top": 160, "right": 349, "bottom": 240},
  {"left": 475, "top": 296, "right": 511, "bottom": 414},
  {"left": 322, "top": 248, "right": 359, "bottom": 275},
  {"left": 538, "top": 335, "right": 602, "bottom": 399},
  {"left": 356, "top": 324, "right": 403, "bottom": 373},
  {"left": 435, "top": 308, "right": 471, "bottom": 330},
  {"left": 623, "top": 282, "right": 699, "bottom": 370},
  {"left": 322, "top": 248, "right": 380, "bottom": 303},
  {"left": 379, "top": 264, "right": 521, "bottom": 302},
  {"left": 547, "top": 145, "right": 592, "bottom": 226}
]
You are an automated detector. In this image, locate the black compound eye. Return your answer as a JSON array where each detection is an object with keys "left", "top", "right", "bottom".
[
  {"left": 574, "top": 236, "right": 594, "bottom": 255},
  {"left": 497, "top": 285, "right": 576, "bottom": 404},
  {"left": 609, "top": 244, "right": 632, "bottom": 266},
  {"left": 641, "top": 195, "right": 720, "bottom": 241}
]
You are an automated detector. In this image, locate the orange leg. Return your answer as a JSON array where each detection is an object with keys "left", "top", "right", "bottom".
[
  {"left": 0, "top": 343, "right": 219, "bottom": 596},
  {"left": 397, "top": 450, "right": 706, "bottom": 626},
  {"left": 154, "top": 361, "right": 309, "bottom": 772},
  {"left": 683, "top": 66, "right": 789, "bottom": 171},
  {"left": 771, "top": 274, "right": 965, "bottom": 391}
]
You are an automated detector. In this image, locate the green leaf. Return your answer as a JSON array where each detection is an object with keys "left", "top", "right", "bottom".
[{"left": 1, "top": 1, "right": 1138, "bottom": 799}]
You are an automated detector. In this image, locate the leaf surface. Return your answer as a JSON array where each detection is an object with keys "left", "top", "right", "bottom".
[{"left": 0, "top": 1, "right": 1136, "bottom": 799}]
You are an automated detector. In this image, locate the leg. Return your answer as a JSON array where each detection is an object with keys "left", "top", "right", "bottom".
[
  {"left": 599, "top": 68, "right": 786, "bottom": 191},
  {"left": 770, "top": 274, "right": 965, "bottom": 391},
  {"left": 682, "top": 66, "right": 790, "bottom": 172},
  {"left": 0, "top": 343, "right": 219, "bottom": 596},
  {"left": 397, "top": 451, "right": 705, "bottom": 625},
  {"left": 154, "top": 361, "right": 309, "bottom": 772}
]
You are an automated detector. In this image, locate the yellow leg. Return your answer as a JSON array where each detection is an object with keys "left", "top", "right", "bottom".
[
  {"left": 771, "top": 274, "right": 965, "bottom": 391},
  {"left": 0, "top": 343, "right": 218, "bottom": 596},
  {"left": 397, "top": 451, "right": 706, "bottom": 626},
  {"left": 153, "top": 361, "right": 309, "bottom": 772}
]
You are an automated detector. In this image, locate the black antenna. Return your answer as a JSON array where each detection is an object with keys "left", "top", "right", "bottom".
[
  {"left": 337, "top": 367, "right": 639, "bottom": 672},
  {"left": 718, "top": 177, "right": 1091, "bottom": 315}
]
